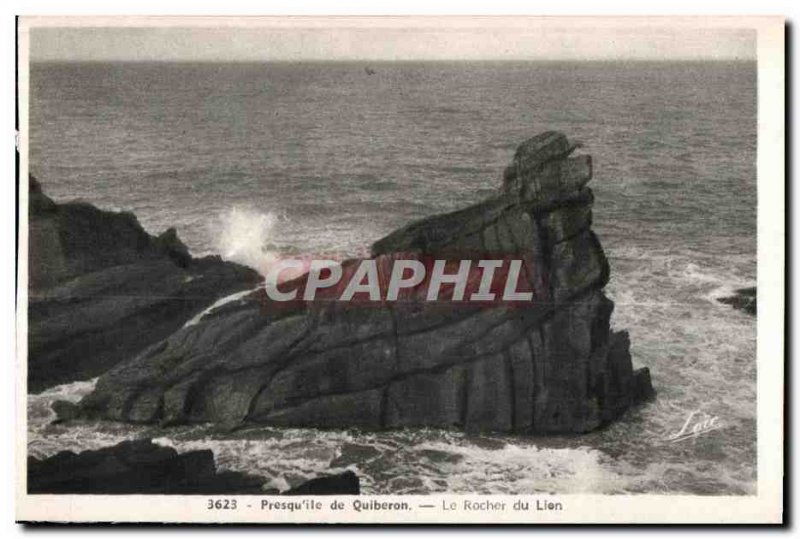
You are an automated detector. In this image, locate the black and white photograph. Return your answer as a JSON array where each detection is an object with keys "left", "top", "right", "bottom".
[{"left": 15, "top": 15, "right": 784, "bottom": 524}]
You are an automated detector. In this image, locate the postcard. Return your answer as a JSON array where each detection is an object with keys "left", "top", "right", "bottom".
[{"left": 15, "top": 15, "right": 784, "bottom": 524}]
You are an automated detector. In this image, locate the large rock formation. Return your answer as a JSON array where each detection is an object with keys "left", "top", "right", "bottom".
[
  {"left": 65, "top": 132, "right": 653, "bottom": 434},
  {"left": 27, "top": 177, "right": 261, "bottom": 392}
]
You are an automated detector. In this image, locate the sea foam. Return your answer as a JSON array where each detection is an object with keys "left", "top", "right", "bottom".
[{"left": 214, "top": 207, "right": 280, "bottom": 276}]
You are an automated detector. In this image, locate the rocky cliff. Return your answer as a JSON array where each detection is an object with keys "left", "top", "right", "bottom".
[
  {"left": 63, "top": 132, "right": 653, "bottom": 434},
  {"left": 27, "top": 177, "right": 262, "bottom": 392}
]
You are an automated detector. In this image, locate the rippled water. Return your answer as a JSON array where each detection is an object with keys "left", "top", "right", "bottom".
[{"left": 28, "top": 61, "right": 757, "bottom": 494}]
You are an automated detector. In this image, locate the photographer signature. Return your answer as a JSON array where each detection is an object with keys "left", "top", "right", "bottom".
[{"left": 667, "top": 410, "right": 724, "bottom": 444}]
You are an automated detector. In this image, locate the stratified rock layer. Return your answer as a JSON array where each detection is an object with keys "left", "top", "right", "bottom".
[
  {"left": 27, "top": 177, "right": 261, "bottom": 392},
  {"left": 70, "top": 132, "right": 653, "bottom": 434}
]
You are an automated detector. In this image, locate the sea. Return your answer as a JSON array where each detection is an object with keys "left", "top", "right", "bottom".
[{"left": 27, "top": 61, "right": 757, "bottom": 495}]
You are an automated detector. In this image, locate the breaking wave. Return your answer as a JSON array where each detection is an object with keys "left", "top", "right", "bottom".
[{"left": 213, "top": 207, "right": 280, "bottom": 276}]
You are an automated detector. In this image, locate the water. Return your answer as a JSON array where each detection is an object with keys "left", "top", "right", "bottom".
[{"left": 28, "top": 61, "right": 757, "bottom": 495}]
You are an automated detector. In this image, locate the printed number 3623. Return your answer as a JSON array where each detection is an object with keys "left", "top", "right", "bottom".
[{"left": 207, "top": 499, "right": 237, "bottom": 510}]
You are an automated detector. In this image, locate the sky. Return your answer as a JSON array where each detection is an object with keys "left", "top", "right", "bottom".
[{"left": 29, "top": 23, "right": 756, "bottom": 62}]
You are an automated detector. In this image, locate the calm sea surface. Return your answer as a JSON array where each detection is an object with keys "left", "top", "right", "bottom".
[{"left": 28, "top": 61, "right": 757, "bottom": 494}]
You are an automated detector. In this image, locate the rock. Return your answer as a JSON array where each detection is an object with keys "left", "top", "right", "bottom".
[
  {"left": 329, "top": 443, "right": 382, "bottom": 468},
  {"left": 717, "top": 286, "right": 756, "bottom": 315},
  {"left": 155, "top": 227, "right": 192, "bottom": 268},
  {"left": 285, "top": 471, "right": 360, "bottom": 495},
  {"left": 27, "top": 439, "right": 266, "bottom": 494},
  {"left": 27, "top": 176, "right": 262, "bottom": 392},
  {"left": 51, "top": 400, "right": 80, "bottom": 422},
  {"left": 418, "top": 449, "right": 464, "bottom": 464},
  {"left": 632, "top": 368, "right": 656, "bottom": 403},
  {"left": 68, "top": 132, "right": 653, "bottom": 434},
  {"left": 29, "top": 175, "right": 58, "bottom": 214},
  {"left": 28, "top": 439, "right": 360, "bottom": 495}
]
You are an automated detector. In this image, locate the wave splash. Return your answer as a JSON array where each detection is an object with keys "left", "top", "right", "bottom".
[{"left": 213, "top": 207, "right": 280, "bottom": 276}]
